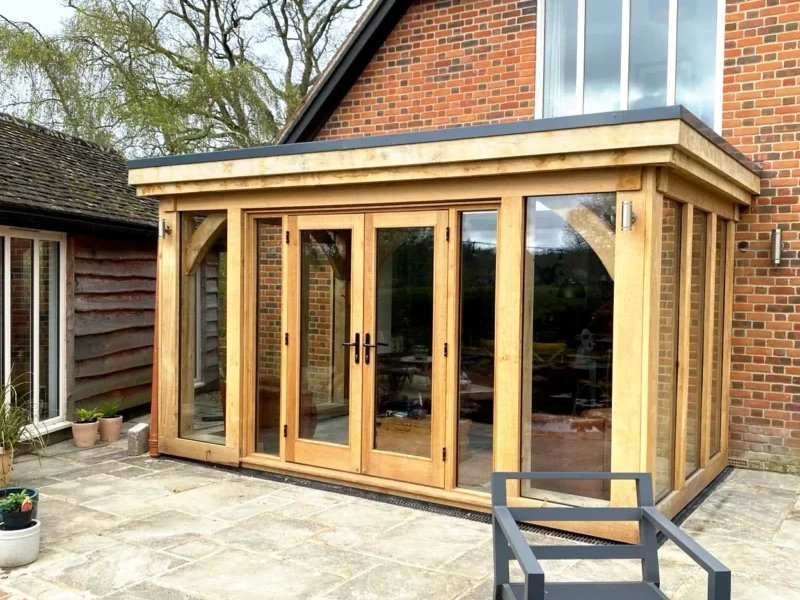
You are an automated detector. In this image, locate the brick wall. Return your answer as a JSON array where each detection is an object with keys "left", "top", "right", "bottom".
[
  {"left": 723, "top": 0, "right": 800, "bottom": 473},
  {"left": 317, "top": 0, "right": 536, "bottom": 140}
]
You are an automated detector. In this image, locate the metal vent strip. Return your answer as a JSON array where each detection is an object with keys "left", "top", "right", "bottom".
[
  {"left": 166, "top": 456, "right": 616, "bottom": 546},
  {"left": 728, "top": 457, "right": 747, "bottom": 469}
]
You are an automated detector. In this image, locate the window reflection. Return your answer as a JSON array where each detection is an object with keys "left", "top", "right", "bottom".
[
  {"left": 629, "top": 0, "right": 669, "bottom": 110},
  {"left": 583, "top": 0, "right": 622, "bottom": 114},
  {"left": 543, "top": 0, "right": 578, "bottom": 118},
  {"left": 522, "top": 194, "right": 615, "bottom": 502},
  {"left": 457, "top": 212, "right": 497, "bottom": 492},
  {"left": 676, "top": 0, "right": 719, "bottom": 126}
]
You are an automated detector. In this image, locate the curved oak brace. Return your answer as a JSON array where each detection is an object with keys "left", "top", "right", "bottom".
[
  {"left": 184, "top": 213, "right": 227, "bottom": 275},
  {"left": 545, "top": 203, "right": 616, "bottom": 279}
]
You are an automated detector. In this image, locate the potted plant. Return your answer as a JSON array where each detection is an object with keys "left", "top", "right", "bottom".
[
  {"left": 0, "top": 379, "right": 44, "bottom": 491},
  {"left": 97, "top": 401, "right": 123, "bottom": 442},
  {"left": 0, "top": 491, "right": 39, "bottom": 567},
  {"left": 72, "top": 407, "right": 102, "bottom": 448}
]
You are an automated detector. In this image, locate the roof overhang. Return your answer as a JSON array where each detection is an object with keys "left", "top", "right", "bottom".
[{"left": 128, "top": 108, "right": 761, "bottom": 206}]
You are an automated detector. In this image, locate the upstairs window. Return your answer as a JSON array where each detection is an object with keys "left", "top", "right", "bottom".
[{"left": 536, "top": 0, "right": 723, "bottom": 130}]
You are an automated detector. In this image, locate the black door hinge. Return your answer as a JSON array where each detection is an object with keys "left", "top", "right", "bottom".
[
  {"left": 445, "top": 227, "right": 450, "bottom": 242},
  {"left": 442, "top": 447, "right": 447, "bottom": 461},
  {"left": 284, "top": 332, "right": 289, "bottom": 346},
  {"left": 283, "top": 424, "right": 288, "bottom": 437},
  {"left": 443, "top": 342, "right": 448, "bottom": 357},
  {"left": 285, "top": 231, "right": 290, "bottom": 244}
]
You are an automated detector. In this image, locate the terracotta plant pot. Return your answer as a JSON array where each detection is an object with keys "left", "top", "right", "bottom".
[
  {"left": 72, "top": 421, "right": 99, "bottom": 448},
  {"left": 98, "top": 416, "right": 123, "bottom": 442},
  {"left": 0, "top": 450, "right": 12, "bottom": 488}
]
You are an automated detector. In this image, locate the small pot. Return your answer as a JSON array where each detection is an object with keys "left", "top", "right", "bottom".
[
  {"left": 98, "top": 415, "right": 123, "bottom": 442},
  {"left": 0, "top": 488, "right": 38, "bottom": 522},
  {"left": 2, "top": 510, "right": 32, "bottom": 531},
  {"left": 72, "top": 421, "right": 99, "bottom": 448},
  {"left": 0, "top": 449, "right": 12, "bottom": 488},
  {"left": 0, "top": 519, "right": 40, "bottom": 567}
]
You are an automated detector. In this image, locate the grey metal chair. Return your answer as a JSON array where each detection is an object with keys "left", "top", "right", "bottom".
[{"left": 491, "top": 472, "right": 730, "bottom": 600}]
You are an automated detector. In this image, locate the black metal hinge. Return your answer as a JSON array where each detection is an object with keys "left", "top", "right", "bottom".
[
  {"left": 442, "top": 447, "right": 447, "bottom": 461},
  {"left": 445, "top": 227, "right": 450, "bottom": 242},
  {"left": 283, "top": 424, "right": 288, "bottom": 437},
  {"left": 284, "top": 332, "right": 289, "bottom": 346},
  {"left": 443, "top": 342, "right": 448, "bottom": 357},
  {"left": 285, "top": 231, "right": 290, "bottom": 244}
]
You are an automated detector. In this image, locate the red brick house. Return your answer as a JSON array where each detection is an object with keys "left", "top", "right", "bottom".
[{"left": 128, "top": 0, "right": 785, "bottom": 540}]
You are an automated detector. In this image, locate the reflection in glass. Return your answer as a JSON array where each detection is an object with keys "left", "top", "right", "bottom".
[
  {"left": 655, "top": 200, "right": 682, "bottom": 500},
  {"left": 629, "top": 0, "right": 669, "bottom": 110},
  {"left": 39, "top": 241, "right": 59, "bottom": 421},
  {"left": 457, "top": 212, "right": 497, "bottom": 492},
  {"left": 180, "top": 212, "right": 227, "bottom": 444},
  {"left": 10, "top": 238, "right": 33, "bottom": 416},
  {"left": 710, "top": 219, "right": 727, "bottom": 456},
  {"left": 299, "top": 230, "right": 352, "bottom": 446},
  {"left": 676, "top": 0, "right": 719, "bottom": 126},
  {"left": 584, "top": 0, "right": 621, "bottom": 114},
  {"left": 373, "top": 227, "right": 434, "bottom": 458},
  {"left": 255, "top": 219, "right": 283, "bottom": 455},
  {"left": 543, "top": 0, "right": 578, "bottom": 118},
  {"left": 685, "top": 210, "right": 707, "bottom": 478},
  {"left": 522, "top": 194, "right": 615, "bottom": 502}
]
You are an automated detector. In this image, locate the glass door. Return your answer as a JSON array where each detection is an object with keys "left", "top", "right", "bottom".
[
  {"left": 361, "top": 211, "right": 448, "bottom": 488},
  {"left": 286, "top": 214, "right": 364, "bottom": 473}
]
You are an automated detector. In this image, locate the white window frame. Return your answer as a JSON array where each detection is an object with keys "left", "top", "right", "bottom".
[
  {"left": 535, "top": 0, "right": 725, "bottom": 132},
  {"left": 0, "top": 226, "right": 67, "bottom": 431}
]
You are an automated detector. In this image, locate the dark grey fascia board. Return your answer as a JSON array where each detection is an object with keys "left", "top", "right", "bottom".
[
  {"left": 279, "top": 0, "right": 413, "bottom": 144},
  {"left": 128, "top": 106, "right": 760, "bottom": 174},
  {"left": 0, "top": 205, "right": 157, "bottom": 239}
]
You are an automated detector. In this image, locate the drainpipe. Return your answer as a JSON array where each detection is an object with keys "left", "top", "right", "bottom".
[{"left": 149, "top": 246, "right": 160, "bottom": 457}]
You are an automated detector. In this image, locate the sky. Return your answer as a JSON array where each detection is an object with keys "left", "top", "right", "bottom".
[{"left": 0, "top": 0, "right": 71, "bottom": 33}]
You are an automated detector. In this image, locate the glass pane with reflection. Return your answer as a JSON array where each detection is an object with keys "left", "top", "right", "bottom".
[
  {"left": 655, "top": 199, "right": 682, "bottom": 500},
  {"left": 373, "top": 227, "right": 434, "bottom": 458},
  {"left": 676, "top": 0, "right": 719, "bottom": 126},
  {"left": 584, "top": 0, "right": 622, "bottom": 114},
  {"left": 457, "top": 212, "right": 497, "bottom": 492},
  {"left": 629, "top": 0, "right": 669, "bottom": 110},
  {"left": 255, "top": 219, "right": 283, "bottom": 455},
  {"left": 299, "top": 230, "right": 353, "bottom": 446},
  {"left": 522, "top": 193, "right": 615, "bottom": 502},
  {"left": 39, "top": 240, "right": 60, "bottom": 421},
  {"left": 180, "top": 212, "right": 227, "bottom": 445},
  {"left": 685, "top": 210, "right": 707, "bottom": 479},
  {"left": 10, "top": 238, "right": 33, "bottom": 418},
  {"left": 543, "top": 0, "right": 578, "bottom": 118}
]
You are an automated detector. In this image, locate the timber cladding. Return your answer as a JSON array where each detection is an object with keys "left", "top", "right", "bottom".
[
  {"left": 70, "top": 235, "right": 156, "bottom": 414},
  {"left": 723, "top": 1, "right": 800, "bottom": 473},
  {"left": 317, "top": 0, "right": 537, "bottom": 141}
]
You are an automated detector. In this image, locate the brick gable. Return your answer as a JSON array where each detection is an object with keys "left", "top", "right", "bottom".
[{"left": 316, "top": 0, "right": 536, "bottom": 140}]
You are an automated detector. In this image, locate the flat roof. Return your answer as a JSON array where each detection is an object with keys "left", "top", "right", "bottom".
[{"left": 128, "top": 106, "right": 760, "bottom": 174}]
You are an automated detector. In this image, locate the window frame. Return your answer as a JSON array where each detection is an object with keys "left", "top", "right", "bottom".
[
  {"left": 0, "top": 226, "right": 68, "bottom": 430},
  {"left": 534, "top": 0, "right": 726, "bottom": 132}
]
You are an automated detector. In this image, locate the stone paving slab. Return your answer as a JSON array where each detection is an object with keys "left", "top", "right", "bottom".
[{"left": 0, "top": 435, "right": 797, "bottom": 599}]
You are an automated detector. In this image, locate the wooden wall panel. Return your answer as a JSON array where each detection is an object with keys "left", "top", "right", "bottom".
[{"left": 69, "top": 235, "right": 157, "bottom": 414}]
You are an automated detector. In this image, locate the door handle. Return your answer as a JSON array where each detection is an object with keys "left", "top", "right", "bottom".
[
  {"left": 341, "top": 333, "right": 360, "bottom": 364},
  {"left": 363, "top": 333, "right": 388, "bottom": 365}
]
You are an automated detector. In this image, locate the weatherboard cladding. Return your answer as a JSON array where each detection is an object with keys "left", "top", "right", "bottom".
[{"left": 0, "top": 113, "right": 157, "bottom": 229}]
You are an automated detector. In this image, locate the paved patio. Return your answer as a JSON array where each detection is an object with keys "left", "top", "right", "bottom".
[{"left": 0, "top": 433, "right": 798, "bottom": 599}]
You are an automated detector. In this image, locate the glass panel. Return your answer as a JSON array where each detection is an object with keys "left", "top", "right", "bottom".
[
  {"left": 255, "top": 219, "right": 283, "bottom": 455},
  {"left": 39, "top": 240, "right": 60, "bottom": 421},
  {"left": 676, "top": 0, "right": 719, "bottom": 126},
  {"left": 685, "top": 210, "right": 707, "bottom": 478},
  {"left": 543, "top": 0, "right": 578, "bottom": 118},
  {"left": 457, "top": 212, "right": 497, "bottom": 492},
  {"left": 180, "top": 212, "right": 227, "bottom": 444},
  {"left": 373, "top": 227, "right": 435, "bottom": 458},
  {"left": 583, "top": 0, "right": 622, "bottom": 114},
  {"left": 522, "top": 194, "right": 615, "bottom": 502},
  {"left": 10, "top": 238, "right": 33, "bottom": 418},
  {"left": 710, "top": 219, "right": 727, "bottom": 456},
  {"left": 299, "top": 229, "right": 352, "bottom": 445},
  {"left": 629, "top": 0, "right": 669, "bottom": 110},
  {"left": 655, "top": 200, "right": 682, "bottom": 500}
]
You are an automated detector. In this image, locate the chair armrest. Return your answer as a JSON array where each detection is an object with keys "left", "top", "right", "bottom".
[
  {"left": 642, "top": 507, "right": 731, "bottom": 600},
  {"left": 494, "top": 506, "right": 545, "bottom": 578}
]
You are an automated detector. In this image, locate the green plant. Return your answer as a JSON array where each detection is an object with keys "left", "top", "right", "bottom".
[
  {"left": 0, "top": 377, "right": 44, "bottom": 459},
  {"left": 97, "top": 401, "right": 120, "bottom": 419},
  {"left": 74, "top": 408, "right": 102, "bottom": 424},
  {"left": 0, "top": 492, "right": 32, "bottom": 514}
]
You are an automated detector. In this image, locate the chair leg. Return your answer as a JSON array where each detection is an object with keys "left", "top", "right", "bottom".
[{"left": 492, "top": 516, "right": 511, "bottom": 595}]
